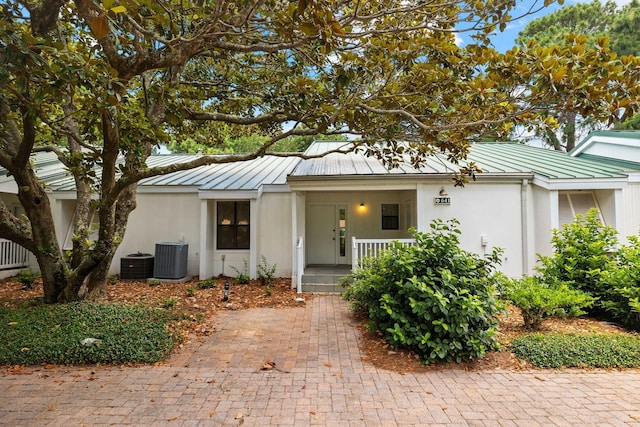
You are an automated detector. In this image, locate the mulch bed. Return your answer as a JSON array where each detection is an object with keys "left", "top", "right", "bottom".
[{"left": 0, "top": 276, "right": 632, "bottom": 372}]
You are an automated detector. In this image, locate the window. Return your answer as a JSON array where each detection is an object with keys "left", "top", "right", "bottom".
[
  {"left": 559, "top": 192, "right": 603, "bottom": 226},
  {"left": 217, "top": 201, "right": 250, "bottom": 249},
  {"left": 381, "top": 203, "right": 399, "bottom": 230}
]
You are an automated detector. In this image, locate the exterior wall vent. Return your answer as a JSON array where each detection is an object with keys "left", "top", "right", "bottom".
[{"left": 153, "top": 243, "right": 188, "bottom": 279}]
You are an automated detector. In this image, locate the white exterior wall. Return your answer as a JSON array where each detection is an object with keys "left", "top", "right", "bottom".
[
  {"left": 532, "top": 185, "right": 554, "bottom": 261},
  {"left": 416, "top": 181, "right": 524, "bottom": 277},
  {"left": 622, "top": 182, "right": 640, "bottom": 240},
  {"left": 257, "top": 192, "right": 293, "bottom": 277},
  {"left": 113, "top": 192, "right": 201, "bottom": 276}
]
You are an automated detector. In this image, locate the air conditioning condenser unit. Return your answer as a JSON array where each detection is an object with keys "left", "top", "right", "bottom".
[{"left": 153, "top": 242, "right": 188, "bottom": 279}]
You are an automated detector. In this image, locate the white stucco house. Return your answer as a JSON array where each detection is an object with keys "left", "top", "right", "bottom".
[{"left": 2, "top": 130, "right": 640, "bottom": 289}]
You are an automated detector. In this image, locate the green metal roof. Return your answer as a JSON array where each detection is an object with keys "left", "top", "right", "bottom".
[
  {"left": 292, "top": 142, "right": 632, "bottom": 180},
  {"left": 469, "top": 143, "right": 633, "bottom": 178},
  {"left": 2, "top": 141, "right": 635, "bottom": 193}
]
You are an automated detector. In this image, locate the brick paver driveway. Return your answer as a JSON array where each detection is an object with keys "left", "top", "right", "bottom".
[{"left": 1, "top": 295, "right": 639, "bottom": 426}]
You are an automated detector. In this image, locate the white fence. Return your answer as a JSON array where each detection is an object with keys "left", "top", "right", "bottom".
[
  {"left": 351, "top": 237, "right": 416, "bottom": 271},
  {"left": 0, "top": 238, "right": 29, "bottom": 270}
]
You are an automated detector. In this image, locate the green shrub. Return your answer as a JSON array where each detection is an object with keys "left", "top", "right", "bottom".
[
  {"left": 507, "top": 276, "right": 595, "bottom": 330},
  {"left": 0, "top": 302, "right": 175, "bottom": 365},
  {"left": 600, "top": 235, "right": 640, "bottom": 330},
  {"left": 162, "top": 297, "right": 177, "bottom": 308},
  {"left": 15, "top": 269, "right": 40, "bottom": 290},
  {"left": 232, "top": 260, "right": 250, "bottom": 284},
  {"left": 258, "top": 255, "right": 277, "bottom": 285},
  {"left": 537, "top": 208, "right": 617, "bottom": 296},
  {"left": 511, "top": 333, "right": 640, "bottom": 368},
  {"left": 197, "top": 278, "right": 216, "bottom": 289},
  {"left": 342, "top": 219, "right": 503, "bottom": 364}
]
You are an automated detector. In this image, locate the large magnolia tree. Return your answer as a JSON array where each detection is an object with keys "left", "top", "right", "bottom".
[
  {"left": 1, "top": 0, "right": 639, "bottom": 303},
  {"left": 516, "top": 0, "right": 640, "bottom": 150}
]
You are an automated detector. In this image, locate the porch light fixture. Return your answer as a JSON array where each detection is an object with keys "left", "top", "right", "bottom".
[
  {"left": 360, "top": 202, "right": 365, "bottom": 207},
  {"left": 358, "top": 202, "right": 366, "bottom": 213},
  {"left": 439, "top": 187, "right": 448, "bottom": 196}
]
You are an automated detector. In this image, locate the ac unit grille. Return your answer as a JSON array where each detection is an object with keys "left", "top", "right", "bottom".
[
  {"left": 120, "top": 254, "right": 154, "bottom": 280},
  {"left": 153, "top": 243, "right": 188, "bottom": 279}
]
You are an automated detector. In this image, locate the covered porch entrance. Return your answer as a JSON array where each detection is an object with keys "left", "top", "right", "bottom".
[{"left": 300, "top": 265, "right": 351, "bottom": 293}]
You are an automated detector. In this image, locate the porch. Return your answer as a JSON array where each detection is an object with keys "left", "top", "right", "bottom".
[
  {"left": 300, "top": 265, "right": 351, "bottom": 293},
  {"left": 0, "top": 239, "right": 29, "bottom": 272},
  {"left": 297, "top": 238, "right": 415, "bottom": 293}
]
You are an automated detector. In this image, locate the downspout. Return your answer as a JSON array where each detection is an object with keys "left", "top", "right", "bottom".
[{"left": 521, "top": 179, "right": 529, "bottom": 274}]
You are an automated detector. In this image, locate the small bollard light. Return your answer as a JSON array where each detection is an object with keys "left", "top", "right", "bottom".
[{"left": 223, "top": 280, "right": 230, "bottom": 301}]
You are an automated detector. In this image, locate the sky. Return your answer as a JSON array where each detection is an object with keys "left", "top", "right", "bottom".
[{"left": 460, "top": 0, "right": 634, "bottom": 53}]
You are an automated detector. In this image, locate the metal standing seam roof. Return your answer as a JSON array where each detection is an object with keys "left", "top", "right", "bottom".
[
  {"left": 2, "top": 141, "right": 636, "bottom": 193},
  {"left": 1, "top": 153, "right": 301, "bottom": 192},
  {"left": 291, "top": 141, "right": 634, "bottom": 179},
  {"left": 122, "top": 155, "right": 300, "bottom": 190}
]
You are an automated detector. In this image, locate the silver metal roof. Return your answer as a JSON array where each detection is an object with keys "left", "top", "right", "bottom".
[{"left": 1, "top": 153, "right": 299, "bottom": 192}]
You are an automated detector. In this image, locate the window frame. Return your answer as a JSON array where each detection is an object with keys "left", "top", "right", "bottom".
[
  {"left": 381, "top": 203, "right": 400, "bottom": 231},
  {"left": 216, "top": 201, "right": 250, "bottom": 250}
]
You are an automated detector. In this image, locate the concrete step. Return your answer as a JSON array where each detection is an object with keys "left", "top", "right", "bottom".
[{"left": 301, "top": 283, "right": 343, "bottom": 293}]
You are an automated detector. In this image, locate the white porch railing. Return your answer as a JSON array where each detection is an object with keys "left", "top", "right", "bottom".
[
  {"left": 296, "top": 236, "right": 304, "bottom": 293},
  {"left": 0, "top": 238, "right": 29, "bottom": 270},
  {"left": 351, "top": 237, "right": 416, "bottom": 271}
]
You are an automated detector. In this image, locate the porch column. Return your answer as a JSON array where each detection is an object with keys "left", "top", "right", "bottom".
[
  {"left": 613, "top": 188, "right": 624, "bottom": 232},
  {"left": 549, "top": 190, "right": 559, "bottom": 230},
  {"left": 291, "top": 192, "right": 298, "bottom": 289},
  {"left": 199, "top": 199, "right": 209, "bottom": 279},
  {"left": 249, "top": 198, "right": 258, "bottom": 279},
  {"left": 416, "top": 183, "right": 429, "bottom": 232}
]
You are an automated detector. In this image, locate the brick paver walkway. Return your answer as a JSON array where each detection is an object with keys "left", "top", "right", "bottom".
[{"left": 1, "top": 295, "right": 639, "bottom": 426}]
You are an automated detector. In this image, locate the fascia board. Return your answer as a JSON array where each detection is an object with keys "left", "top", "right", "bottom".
[
  {"left": 571, "top": 134, "right": 640, "bottom": 157},
  {"left": 533, "top": 175, "right": 628, "bottom": 190},
  {"left": 287, "top": 173, "right": 532, "bottom": 191},
  {"left": 260, "top": 184, "right": 291, "bottom": 193},
  {"left": 198, "top": 190, "right": 259, "bottom": 200},
  {"left": 47, "top": 191, "right": 78, "bottom": 200},
  {"left": 627, "top": 172, "right": 640, "bottom": 183},
  {"left": 137, "top": 185, "right": 200, "bottom": 193}
]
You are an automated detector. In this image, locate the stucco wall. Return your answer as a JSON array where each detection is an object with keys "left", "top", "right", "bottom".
[
  {"left": 416, "top": 181, "right": 525, "bottom": 277},
  {"left": 532, "top": 186, "right": 553, "bottom": 262},
  {"left": 113, "top": 192, "right": 202, "bottom": 276},
  {"left": 257, "top": 192, "right": 293, "bottom": 277}
]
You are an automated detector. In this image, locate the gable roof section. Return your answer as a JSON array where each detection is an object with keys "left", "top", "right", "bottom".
[
  {"left": 0, "top": 153, "right": 300, "bottom": 193},
  {"left": 140, "top": 155, "right": 299, "bottom": 191},
  {"left": 291, "top": 141, "right": 631, "bottom": 180},
  {"left": 570, "top": 131, "right": 640, "bottom": 167}
]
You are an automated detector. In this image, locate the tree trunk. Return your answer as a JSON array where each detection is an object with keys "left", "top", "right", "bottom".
[{"left": 564, "top": 113, "right": 577, "bottom": 152}]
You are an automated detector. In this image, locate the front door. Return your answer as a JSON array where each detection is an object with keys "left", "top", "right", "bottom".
[{"left": 307, "top": 204, "right": 347, "bottom": 265}]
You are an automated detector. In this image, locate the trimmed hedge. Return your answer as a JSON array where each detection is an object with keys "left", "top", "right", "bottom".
[
  {"left": 511, "top": 333, "right": 640, "bottom": 368},
  {"left": 0, "top": 302, "right": 175, "bottom": 365}
]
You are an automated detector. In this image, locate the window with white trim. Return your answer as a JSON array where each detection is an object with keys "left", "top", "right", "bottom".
[
  {"left": 217, "top": 201, "right": 250, "bottom": 249},
  {"left": 558, "top": 192, "right": 603, "bottom": 226},
  {"left": 381, "top": 203, "right": 400, "bottom": 230}
]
